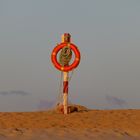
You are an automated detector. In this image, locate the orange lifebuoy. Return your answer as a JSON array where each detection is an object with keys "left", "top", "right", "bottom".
[{"left": 51, "top": 42, "right": 81, "bottom": 72}]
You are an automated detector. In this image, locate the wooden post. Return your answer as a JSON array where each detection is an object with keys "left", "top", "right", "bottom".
[
  {"left": 63, "top": 72, "right": 69, "bottom": 114},
  {"left": 61, "top": 33, "right": 71, "bottom": 114}
]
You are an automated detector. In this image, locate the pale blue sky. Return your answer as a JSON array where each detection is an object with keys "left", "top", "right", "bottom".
[{"left": 0, "top": 0, "right": 140, "bottom": 111}]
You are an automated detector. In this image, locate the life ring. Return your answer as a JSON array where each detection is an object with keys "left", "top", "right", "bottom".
[{"left": 51, "top": 42, "right": 81, "bottom": 72}]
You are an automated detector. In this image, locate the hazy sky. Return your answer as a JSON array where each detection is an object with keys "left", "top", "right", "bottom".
[{"left": 0, "top": 0, "right": 140, "bottom": 111}]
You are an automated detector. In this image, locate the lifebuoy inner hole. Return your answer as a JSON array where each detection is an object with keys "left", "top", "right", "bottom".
[{"left": 56, "top": 48, "right": 76, "bottom": 66}]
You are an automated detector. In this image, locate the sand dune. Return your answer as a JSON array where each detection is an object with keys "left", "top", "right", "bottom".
[{"left": 0, "top": 105, "right": 140, "bottom": 140}]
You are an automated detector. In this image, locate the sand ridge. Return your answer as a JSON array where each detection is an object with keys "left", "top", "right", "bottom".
[{"left": 0, "top": 107, "right": 140, "bottom": 139}]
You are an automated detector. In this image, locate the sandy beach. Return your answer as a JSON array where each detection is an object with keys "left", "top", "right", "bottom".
[{"left": 0, "top": 105, "right": 140, "bottom": 140}]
